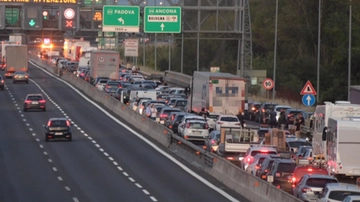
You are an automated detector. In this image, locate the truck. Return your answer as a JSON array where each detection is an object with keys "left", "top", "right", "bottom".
[
  {"left": 78, "top": 47, "right": 98, "bottom": 67},
  {"left": 217, "top": 126, "right": 259, "bottom": 167},
  {"left": 4, "top": 45, "right": 28, "bottom": 78},
  {"left": 88, "top": 50, "right": 119, "bottom": 85},
  {"left": 323, "top": 117, "right": 360, "bottom": 184},
  {"left": 63, "top": 39, "right": 91, "bottom": 61},
  {"left": 312, "top": 101, "right": 360, "bottom": 160},
  {"left": 189, "top": 71, "right": 246, "bottom": 114},
  {"left": 9, "top": 33, "right": 27, "bottom": 45}
]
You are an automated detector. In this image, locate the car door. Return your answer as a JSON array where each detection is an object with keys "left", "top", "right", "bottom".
[{"left": 178, "top": 117, "right": 186, "bottom": 135}]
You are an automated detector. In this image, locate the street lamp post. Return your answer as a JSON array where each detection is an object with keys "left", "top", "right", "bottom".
[
  {"left": 348, "top": 0, "right": 352, "bottom": 101},
  {"left": 272, "top": 0, "right": 278, "bottom": 101}
]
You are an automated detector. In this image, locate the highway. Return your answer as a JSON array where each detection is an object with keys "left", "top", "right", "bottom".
[{"left": 0, "top": 62, "right": 250, "bottom": 202}]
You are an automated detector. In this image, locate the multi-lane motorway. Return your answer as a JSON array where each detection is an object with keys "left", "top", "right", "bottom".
[{"left": 0, "top": 62, "right": 250, "bottom": 201}]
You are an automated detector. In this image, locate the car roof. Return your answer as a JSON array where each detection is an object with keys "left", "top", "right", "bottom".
[
  {"left": 161, "top": 107, "right": 180, "bottom": 111},
  {"left": 187, "top": 120, "right": 207, "bottom": 123},
  {"left": 219, "top": 115, "right": 238, "bottom": 118},
  {"left": 274, "top": 105, "right": 291, "bottom": 108},
  {"left": 49, "top": 117, "right": 68, "bottom": 121},
  {"left": 273, "top": 158, "right": 294, "bottom": 163},
  {"left": 249, "top": 146, "right": 277, "bottom": 151},
  {"left": 303, "top": 174, "right": 336, "bottom": 179},
  {"left": 184, "top": 115, "right": 205, "bottom": 119}
]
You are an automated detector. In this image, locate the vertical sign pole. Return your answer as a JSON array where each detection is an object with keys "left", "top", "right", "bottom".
[{"left": 316, "top": 0, "right": 321, "bottom": 103}]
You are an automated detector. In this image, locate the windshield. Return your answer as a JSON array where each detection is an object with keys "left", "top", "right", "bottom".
[
  {"left": 264, "top": 104, "right": 276, "bottom": 109},
  {"left": 288, "top": 141, "right": 312, "bottom": 148},
  {"left": 276, "top": 107, "right": 290, "bottom": 112},
  {"left": 176, "top": 115, "right": 184, "bottom": 121},
  {"left": 175, "top": 101, "right": 187, "bottom": 106},
  {"left": 220, "top": 117, "right": 238, "bottom": 122},
  {"left": 277, "top": 163, "right": 296, "bottom": 173},
  {"left": 189, "top": 122, "right": 207, "bottom": 129},
  {"left": 328, "top": 191, "right": 360, "bottom": 201},
  {"left": 306, "top": 178, "right": 337, "bottom": 187},
  {"left": 208, "top": 114, "right": 220, "bottom": 120}
]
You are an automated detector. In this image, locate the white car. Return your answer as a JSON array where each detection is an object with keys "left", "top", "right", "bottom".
[
  {"left": 318, "top": 183, "right": 360, "bottom": 202},
  {"left": 95, "top": 79, "right": 108, "bottom": 91},
  {"left": 178, "top": 115, "right": 206, "bottom": 137},
  {"left": 273, "top": 105, "right": 291, "bottom": 121},
  {"left": 182, "top": 120, "right": 209, "bottom": 141},
  {"left": 241, "top": 146, "right": 278, "bottom": 171},
  {"left": 206, "top": 113, "right": 221, "bottom": 130},
  {"left": 214, "top": 115, "right": 241, "bottom": 131},
  {"left": 168, "top": 88, "right": 184, "bottom": 95},
  {"left": 246, "top": 153, "right": 270, "bottom": 176},
  {"left": 343, "top": 195, "right": 360, "bottom": 202}
]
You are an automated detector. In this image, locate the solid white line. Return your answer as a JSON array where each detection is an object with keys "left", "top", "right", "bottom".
[
  {"left": 150, "top": 196, "right": 158, "bottom": 201},
  {"left": 30, "top": 61, "right": 240, "bottom": 202}
]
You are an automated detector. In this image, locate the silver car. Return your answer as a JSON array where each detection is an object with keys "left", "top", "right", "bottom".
[{"left": 293, "top": 174, "right": 338, "bottom": 201}]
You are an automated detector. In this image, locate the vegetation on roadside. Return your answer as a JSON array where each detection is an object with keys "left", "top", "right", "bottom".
[{"left": 122, "top": 0, "right": 360, "bottom": 104}]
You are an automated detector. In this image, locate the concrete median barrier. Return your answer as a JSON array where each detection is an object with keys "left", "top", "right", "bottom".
[{"left": 30, "top": 58, "right": 302, "bottom": 202}]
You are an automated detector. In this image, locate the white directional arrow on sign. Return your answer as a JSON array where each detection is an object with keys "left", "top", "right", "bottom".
[
  {"left": 160, "top": 23, "right": 165, "bottom": 31},
  {"left": 118, "top": 18, "right": 124, "bottom": 24},
  {"left": 306, "top": 95, "right": 312, "bottom": 106}
]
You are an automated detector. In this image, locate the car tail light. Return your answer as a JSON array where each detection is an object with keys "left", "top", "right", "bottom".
[
  {"left": 262, "top": 109, "right": 265, "bottom": 113},
  {"left": 66, "top": 120, "right": 71, "bottom": 126},
  {"left": 184, "top": 135, "right": 189, "bottom": 139},
  {"left": 47, "top": 121, "right": 51, "bottom": 126},
  {"left": 261, "top": 175, "right": 266, "bottom": 179},
  {"left": 260, "top": 150, "right": 268, "bottom": 152},
  {"left": 251, "top": 107, "right": 255, "bottom": 111},
  {"left": 292, "top": 176, "right": 296, "bottom": 182},
  {"left": 276, "top": 185, "right": 281, "bottom": 189},
  {"left": 169, "top": 125, "right": 172, "bottom": 129},
  {"left": 217, "top": 122, "right": 224, "bottom": 125},
  {"left": 264, "top": 169, "right": 268, "bottom": 173},
  {"left": 275, "top": 172, "right": 281, "bottom": 177},
  {"left": 234, "top": 123, "right": 241, "bottom": 126},
  {"left": 1, "top": 80, "right": 4, "bottom": 83},
  {"left": 210, "top": 140, "right": 216, "bottom": 144},
  {"left": 204, "top": 124, "right": 209, "bottom": 129},
  {"left": 255, "top": 165, "right": 260, "bottom": 170},
  {"left": 186, "top": 122, "right": 191, "bottom": 128},
  {"left": 308, "top": 168, "right": 313, "bottom": 171},
  {"left": 226, "top": 157, "right": 235, "bottom": 160},
  {"left": 39, "top": 100, "right": 46, "bottom": 103},
  {"left": 301, "top": 187, "right": 312, "bottom": 193},
  {"left": 25, "top": 75, "right": 28, "bottom": 78},
  {"left": 25, "top": 100, "right": 32, "bottom": 104},
  {"left": 160, "top": 114, "right": 167, "bottom": 118}
]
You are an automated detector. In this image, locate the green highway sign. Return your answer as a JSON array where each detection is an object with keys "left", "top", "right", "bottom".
[
  {"left": 144, "top": 6, "right": 181, "bottom": 33},
  {"left": 29, "top": 19, "right": 35, "bottom": 27},
  {"left": 102, "top": 5, "right": 140, "bottom": 33},
  {"left": 5, "top": 8, "right": 19, "bottom": 26}
]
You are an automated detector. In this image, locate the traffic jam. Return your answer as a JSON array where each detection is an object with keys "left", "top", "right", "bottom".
[{"left": 38, "top": 41, "right": 360, "bottom": 202}]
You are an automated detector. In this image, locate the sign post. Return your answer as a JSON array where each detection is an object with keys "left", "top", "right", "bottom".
[
  {"left": 144, "top": 6, "right": 181, "bottom": 33},
  {"left": 102, "top": 5, "right": 140, "bottom": 32},
  {"left": 300, "top": 80, "right": 317, "bottom": 107},
  {"left": 262, "top": 78, "right": 274, "bottom": 100}
]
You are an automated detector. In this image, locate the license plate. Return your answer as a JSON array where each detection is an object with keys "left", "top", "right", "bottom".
[
  {"left": 55, "top": 132, "right": 63, "bottom": 135},
  {"left": 192, "top": 131, "right": 201, "bottom": 135},
  {"left": 32, "top": 101, "right": 39, "bottom": 104}
]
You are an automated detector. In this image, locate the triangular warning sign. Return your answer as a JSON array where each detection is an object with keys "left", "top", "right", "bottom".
[{"left": 300, "top": 80, "right": 317, "bottom": 95}]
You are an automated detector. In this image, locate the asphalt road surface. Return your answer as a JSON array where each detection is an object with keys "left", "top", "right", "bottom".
[{"left": 0, "top": 61, "right": 250, "bottom": 202}]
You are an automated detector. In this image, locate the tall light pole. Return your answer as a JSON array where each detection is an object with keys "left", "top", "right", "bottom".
[
  {"left": 272, "top": 0, "right": 278, "bottom": 101},
  {"left": 348, "top": 0, "right": 352, "bottom": 101},
  {"left": 316, "top": 0, "right": 321, "bottom": 103}
]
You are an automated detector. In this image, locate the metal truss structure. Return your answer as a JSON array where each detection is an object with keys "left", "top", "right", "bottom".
[{"left": 0, "top": 0, "right": 252, "bottom": 75}]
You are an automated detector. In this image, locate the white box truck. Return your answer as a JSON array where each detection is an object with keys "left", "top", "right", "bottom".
[
  {"left": 189, "top": 71, "right": 246, "bottom": 114},
  {"left": 63, "top": 39, "right": 91, "bottom": 61},
  {"left": 4, "top": 45, "right": 28, "bottom": 78},
  {"left": 89, "top": 50, "right": 119, "bottom": 85},
  {"left": 323, "top": 117, "right": 360, "bottom": 184}
]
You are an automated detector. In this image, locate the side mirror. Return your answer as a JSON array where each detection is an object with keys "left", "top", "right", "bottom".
[{"left": 322, "top": 127, "right": 328, "bottom": 141}]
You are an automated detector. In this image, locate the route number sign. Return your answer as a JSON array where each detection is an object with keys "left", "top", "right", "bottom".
[{"left": 262, "top": 78, "right": 274, "bottom": 90}]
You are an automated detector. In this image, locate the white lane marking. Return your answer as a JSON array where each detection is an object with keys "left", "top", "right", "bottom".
[
  {"left": 48, "top": 159, "right": 53, "bottom": 163},
  {"left": 29, "top": 128, "right": 33, "bottom": 131},
  {"left": 26, "top": 123, "right": 30, "bottom": 126},
  {"left": 103, "top": 152, "right": 109, "bottom": 156},
  {"left": 23, "top": 119, "right": 26, "bottom": 121},
  {"left": 135, "top": 183, "right": 142, "bottom": 188},
  {"left": 31, "top": 62, "right": 235, "bottom": 201},
  {"left": 36, "top": 138, "right": 40, "bottom": 142},
  {"left": 21, "top": 114, "right": 24, "bottom": 117},
  {"left": 73, "top": 197, "right": 79, "bottom": 202},
  {"left": 15, "top": 103, "right": 18, "bottom": 106},
  {"left": 52, "top": 167, "right": 57, "bottom": 172},
  {"left": 95, "top": 144, "right": 100, "bottom": 148},
  {"left": 57, "top": 176, "right": 63, "bottom": 181},
  {"left": 123, "top": 172, "right": 129, "bottom": 176},
  {"left": 65, "top": 186, "right": 71, "bottom": 191},
  {"left": 99, "top": 148, "right": 104, "bottom": 152},
  {"left": 108, "top": 157, "right": 114, "bottom": 161},
  {"left": 92, "top": 140, "right": 96, "bottom": 144},
  {"left": 87, "top": 136, "right": 92, "bottom": 140},
  {"left": 83, "top": 133, "right": 88, "bottom": 137},
  {"left": 43, "top": 152, "right": 48, "bottom": 155},
  {"left": 150, "top": 196, "right": 158, "bottom": 201},
  {"left": 117, "top": 166, "right": 123, "bottom": 171},
  {"left": 80, "top": 130, "right": 85, "bottom": 134},
  {"left": 39, "top": 144, "right": 43, "bottom": 148},
  {"left": 32, "top": 133, "right": 36, "bottom": 136},
  {"left": 128, "top": 177, "right": 135, "bottom": 182},
  {"left": 142, "top": 189, "right": 149, "bottom": 195},
  {"left": 113, "top": 162, "right": 118, "bottom": 166}
]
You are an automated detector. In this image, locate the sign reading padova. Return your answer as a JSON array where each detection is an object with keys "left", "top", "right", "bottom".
[
  {"left": 144, "top": 6, "right": 181, "bottom": 33},
  {"left": 102, "top": 5, "right": 140, "bottom": 32}
]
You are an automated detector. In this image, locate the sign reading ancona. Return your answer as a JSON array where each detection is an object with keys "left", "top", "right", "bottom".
[{"left": 0, "top": 0, "right": 78, "bottom": 4}]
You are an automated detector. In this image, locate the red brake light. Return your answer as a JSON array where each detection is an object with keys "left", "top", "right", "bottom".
[
  {"left": 217, "top": 122, "right": 224, "bottom": 125},
  {"left": 210, "top": 140, "right": 216, "bottom": 144},
  {"left": 292, "top": 177, "right": 296, "bottom": 182},
  {"left": 308, "top": 168, "right": 313, "bottom": 172},
  {"left": 260, "top": 150, "right": 268, "bottom": 152},
  {"left": 1, "top": 80, "right": 4, "bottom": 83},
  {"left": 255, "top": 165, "right": 260, "bottom": 170},
  {"left": 25, "top": 100, "right": 32, "bottom": 104},
  {"left": 66, "top": 120, "right": 70, "bottom": 126},
  {"left": 39, "top": 99, "right": 46, "bottom": 103},
  {"left": 262, "top": 109, "right": 265, "bottom": 112},
  {"left": 204, "top": 124, "right": 209, "bottom": 129},
  {"left": 160, "top": 114, "right": 168, "bottom": 118},
  {"left": 275, "top": 172, "right": 281, "bottom": 177},
  {"left": 301, "top": 187, "right": 312, "bottom": 193},
  {"left": 186, "top": 122, "right": 191, "bottom": 128},
  {"left": 47, "top": 121, "right": 51, "bottom": 126}
]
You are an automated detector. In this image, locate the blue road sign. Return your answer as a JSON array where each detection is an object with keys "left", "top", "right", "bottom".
[{"left": 302, "top": 94, "right": 316, "bottom": 107}]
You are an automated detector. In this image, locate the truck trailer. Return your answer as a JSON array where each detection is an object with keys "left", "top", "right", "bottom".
[
  {"left": 323, "top": 117, "right": 360, "bottom": 184},
  {"left": 63, "top": 39, "right": 90, "bottom": 61},
  {"left": 88, "top": 50, "right": 119, "bottom": 85},
  {"left": 4, "top": 45, "right": 28, "bottom": 78},
  {"left": 189, "top": 71, "right": 246, "bottom": 114}
]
